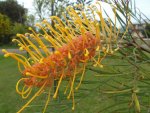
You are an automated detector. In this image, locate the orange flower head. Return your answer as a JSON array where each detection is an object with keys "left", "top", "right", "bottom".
[{"left": 2, "top": 2, "right": 128, "bottom": 113}]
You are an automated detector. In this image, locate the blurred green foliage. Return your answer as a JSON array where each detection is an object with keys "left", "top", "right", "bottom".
[
  {"left": 0, "top": 14, "right": 28, "bottom": 45},
  {"left": 0, "top": 0, "right": 27, "bottom": 23},
  {"left": 144, "top": 24, "right": 150, "bottom": 38},
  {"left": 0, "top": 13, "right": 12, "bottom": 35},
  {"left": 0, "top": 13, "right": 12, "bottom": 45},
  {"left": 12, "top": 23, "right": 28, "bottom": 35},
  {"left": 0, "top": 0, "right": 28, "bottom": 46}
]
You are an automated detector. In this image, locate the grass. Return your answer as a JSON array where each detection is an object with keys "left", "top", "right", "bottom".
[
  {"left": 0, "top": 55, "right": 21, "bottom": 113},
  {"left": 0, "top": 52, "right": 150, "bottom": 113}
]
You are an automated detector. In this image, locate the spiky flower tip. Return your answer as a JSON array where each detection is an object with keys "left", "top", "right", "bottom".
[{"left": 2, "top": 2, "right": 127, "bottom": 113}]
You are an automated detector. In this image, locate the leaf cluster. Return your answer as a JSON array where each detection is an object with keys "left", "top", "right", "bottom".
[{"left": 0, "top": 0, "right": 27, "bottom": 23}]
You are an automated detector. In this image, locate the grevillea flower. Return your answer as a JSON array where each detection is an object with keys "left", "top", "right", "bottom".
[{"left": 2, "top": 2, "right": 128, "bottom": 113}]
